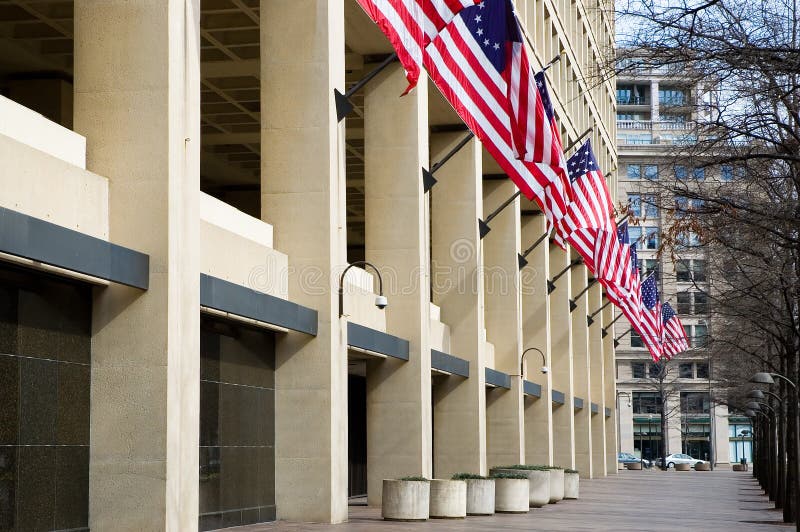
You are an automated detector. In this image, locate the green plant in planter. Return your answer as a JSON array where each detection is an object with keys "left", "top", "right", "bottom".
[
  {"left": 399, "top": 476, "right": 429, "bottom": 481},
  {"left": 565, "top": 468, "right": 579, "bottom": 474},
  {"left": 496, "top": 464, "right": 550, "bottom": 471},
  {"left": 451, "top": 473, "right": 487, "bottom": 480},
  {"left": 490, "top": 472, "right": 528, "bottom": 480},
  {"left": 542, "top": 465, "right": 564, "bottom": 469}
]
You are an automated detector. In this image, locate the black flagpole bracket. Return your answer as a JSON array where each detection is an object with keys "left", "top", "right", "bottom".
[
  {"left": 479, "top": 190, "right": 521, "bottom": 239},
  {"left": 422, "top": 131, "right": 475, "bottom": 192},
  {"left": 568, "top": 278, "right": 596, "bottom": 313},
  {"left": 587, "top": 300, "right": 612, "bottom": 327},
  {"left": 612, "top": 327, "right": 632, "bottom": 349},
  {"left": 601, "top": 312, "right": 625, "bottom": 338},
  {"left": 335, "top": 53, "right": 398, "bottom": 122},
  {"left": 546, "top": 258, "right": 583, "bottom": 295},
  {"left": 564, "top": 127, "right": 594, "bottom": 153},
  {"left": 518, "top": 230, "right": 549, "bottom": 270}
]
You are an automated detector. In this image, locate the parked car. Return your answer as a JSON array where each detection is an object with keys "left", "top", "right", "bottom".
[
  {"left": 655, "top": 453, "right": 706, "bottom": 469},
  {"left": 618, "top": 452, "right": 651, "bottom": 468}
]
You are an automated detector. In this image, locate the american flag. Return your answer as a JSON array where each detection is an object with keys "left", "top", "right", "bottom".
[
  {"left": 354, "top": 1, "right": 479, "bottom": 94},
  {"left": 557, "top": 140, "right": 615, "bottom": 261},
  {"left": 662, "top": 302, "right": 689, "bottom": 358},
  {"left": 423, "top": 0, "right": 572, "bottom": 227},
  {"left": 602, "top": 222, "right": 641, "bottom": 327},
  {"left": 638, "top": 273, "right": 663, "bottom": 361}
]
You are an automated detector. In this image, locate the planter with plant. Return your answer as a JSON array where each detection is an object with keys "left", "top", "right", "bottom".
[
  {"left": 428, "top": 478, "right": 467, "bottom": 519},
  {"left": 564, "top": 469, "right": 579, "bottom": 499},
  {"left": 452, "top": 473, "right": 494, "bottom": 516},
  {"left": 675, "top": 463, "right": 691, "bottom": 471},
  {"left": 694, "top": 462, "right": 710, "bottom": 471},
  {"left": 490, "top": 472, "right": 529, "bottom": 513},
  {"left": 382, "top": 477, "right": 430, "bottom": 521},
  {"left": 490, "top": 465, "right": 550, "bottom": 507}
]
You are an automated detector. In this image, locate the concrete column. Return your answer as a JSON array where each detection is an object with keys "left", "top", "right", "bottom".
[
  {"left": 260, "top": 0, "right": 348, "bottom": 522},
  {"left": 666, "top": 395, "right": 683, "bottom": 455},
  {"left": 521, "top": 211, "right": 553, "bottom": 466},
  {"left": 483, "top": 180, "right": 524, "bottom": 468},
  {"left": 364, "top": 63, "right": 431, "bottom": 504},
  {"left": 549, "top": 246, "right": 575, "bottom": 469},
  {"left": 603, "top": 304, "right": 619, "bottom": 473},
  {"left": 714, "top": 404, "right": 730, "bottom": 465},
  {"left": 74, "top": 1, "right": 201, "bottom": 529},
  {"left": 588, "top": 285, "right": 606, "bottom": 476},
  {"left": 650, "top": 80, "right": 660, "bottom": 121},
  {"left": 430, "top": 132, "right": 487, "bottom": 478},
  {"left": 571, "top": 266, "right": 592, "bottom": 477}
]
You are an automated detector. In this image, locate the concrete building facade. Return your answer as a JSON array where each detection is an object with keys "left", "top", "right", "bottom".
[
  {"left": 614, "top": 58, "right": 752, "bottom": 467},
  {"left": 0, "top": 1, "right": 617, "bottom": 530}
]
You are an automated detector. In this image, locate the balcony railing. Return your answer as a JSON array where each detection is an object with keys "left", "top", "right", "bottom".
[
  {"left": 617, "top": 120, "right": 652, "bottom": 130},
  {"left": 617, "top": 97, "right": 650, "bottom": 105},
  {"left": 617, "top": 120, "right": 695, "bottom": 131}
]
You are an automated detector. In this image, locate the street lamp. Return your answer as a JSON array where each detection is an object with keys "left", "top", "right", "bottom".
[
  {"left": 752, "top": 371, "right": 799, "bottom": 531},
  {"left": 338, "top": 261, "right": 387, "bottom": 318},
  {"left": 520, "top": 347, "right": 548, "bottom": 377}
]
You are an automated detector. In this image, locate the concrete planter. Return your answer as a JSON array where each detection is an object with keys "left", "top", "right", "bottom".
[
  {"left": 492, "top": 468, "right": 550, "bottom": 507},
  {"left": 625, "top": 462, "right": 643, "bottom": 470},
  {"left": 733, "top": 464, "right": 747, "bottom": 472},
  {"left": 694, "top": 462, "right": 711, "bottom": 471},
  {"left": 429, "top": 479, "right": 466, "bottom": 519},
  {"left": 465, "top": 479, "right": 495, "bottom": 516},
  {"left": 382, "top": 480, "right": 430, "bottom": 521},
  {"left": 564, "top": 472, "right": 580, "bottom": 499},
  {"left": 548, "top": 469, "right": 565, "bottom": 502},
  {"left": 493, "top": 478, "right": 529, "bottom": 513},
  {"left": 675, "top": 463, "right": 691, "bottom": 471}
]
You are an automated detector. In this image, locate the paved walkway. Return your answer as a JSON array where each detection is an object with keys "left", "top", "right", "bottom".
[{"left": 237, "top": 469, "right": 790, "bottom": 531}]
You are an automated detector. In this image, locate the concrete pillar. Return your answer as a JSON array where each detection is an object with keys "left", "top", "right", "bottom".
[
  {"left": 483, "top": 180, "right": 524, "bottom": 468},
  {"left": 714, "top": 404, "right": 730, "bottom": 465},
  {"left": 521, "top": 211, "right": 553, "bottom": 466},
  {"left": 667, "top": 395, "right": 683, "bottom": 455},
  {"left": 430, "top": 132, "right": 487, "bottom": 478},
  {"left": 260, "top": 0, "right": 348, "bottom": 522},
  {"left": 588, "top": 284, "right": 606, "bottom": 476},
  {"left": 364, "top": 63, "right": 431, "bottom": 504},
  {"left": 549, "top": 245, "right": 575, "bottom": 469},
  {"left": 603, "top": 304, "right": 619, "bottom": 473},
  {"left": 74, "top": 1, "right": 202, "bottom": 529},
  {"left": 571, "top": 266, "right": 592, "bottom": 477}
]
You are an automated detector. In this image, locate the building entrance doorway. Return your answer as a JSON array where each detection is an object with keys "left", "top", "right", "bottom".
[{"left": 348, "top": 364, "right": 367, "bottom": 499}]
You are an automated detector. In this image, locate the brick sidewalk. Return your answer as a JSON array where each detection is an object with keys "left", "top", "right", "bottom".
[{"left": 234, "top": 469, "right": 789, "bottom": 531}]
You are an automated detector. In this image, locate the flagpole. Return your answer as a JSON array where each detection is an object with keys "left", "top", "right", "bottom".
[
  {"left": 422, "top": 131, "right": 475, "bottom": 192},
  {"left": 613, "top": 327, "right": 633, "bottom": 348},
  {"left": 478, "top": 190, "right": 522, "bottom": 239},
  {"left": 518, "top": 230, "right": 549, "bottom": 269},
  {"left": 547, "top": 257, "right": 583, "bottom": 294},
  {"left": 564, "top": 127, "right": 594, "bottom": 153},
  {"left": 569, "top": 278, "right": 597, "bottom": 312},
  {"left": 334, "top": 52, "right": 398, "bottom": 122},
  {"left": 601, "top": 311, "right": 624, "bottom": 338}
]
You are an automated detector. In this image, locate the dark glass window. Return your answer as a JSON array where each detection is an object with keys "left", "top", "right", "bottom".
[
  {"left": 200, "top": 316, "right": 276, "bottom": 530},
  {"left": 649, "top": 363, "right": 662, "bottom": 379},
  {"left": 693, "top": 260, "right": 707, "bottom": 282},
  {"left": 631, "top": 329, "right": 644, "bottom": 348},
  {"left": 696, "top": 363, "right": 709, "bottom": 379},
  {"left": 694, "top": 324, "right": 708, "bottom": 348},
  {"left": 633, "top": 392, "right": 663, "bottom": 414},
  {"left": 679, "top": 363, "right": 694, "bottom": 378},
  {"left": 631, "top": 362, "right": 645, "bottom": 378},
  {"left": 677, "top": 292, "right": 692, "bottom": 314},
  {"left": 694, "top": 292, "right": 708, "bottom": 315},
  {"left": 681, "top": 392, "right": 710, "bottom": 414},
  {"left": 644, "top": 164, "right": 659, "bottom": 180},
  {"left": 627, "top": 164, "right": 641, "bottom": 179},
  {"left": 693, "top": 167, "right": 705, "bottom": 180},
  {"left": 721, "top": 165, "right": 733, "bottom": 181},
  {"left": 674, "top": 165, "right": 688, "bottom": 180},
  {"left": 643, "top": 196, "right": 659, "bottom": 218},
  {"left": 676, "top": 260, "right": 691, "bottom": 282},
  {"left": 0, "top": 265, "right": 91, "bottom": 531}
]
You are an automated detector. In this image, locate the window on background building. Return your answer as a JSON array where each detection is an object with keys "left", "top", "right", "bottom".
[
  {"left": 644, "top": 195, "right": 659, "bottom": 218},
  {"left": 632, "top": 361, "right": 645, "bottom": 378},
  {"left": 677, "top": 292, "right": 692, "bottom": 314},
  {"left": 633, "top": 392, "right": 663, "bottom": 414},
  {"left": 679, "top": 363, "right": 693, "bottom": 378},
  {"left": 696, "top": 362, "right": 709, "bottom": 379},
  {"left": 694, "top": 292, "right": 708, "bottom": 315},
  {"left": 628, "top": 193, "right": 641, "bottom": 214},
  {"left": 649, "top": 363, "right": 662, "bottom": 379},
  {"left": 674, "top": 165, "right": 688, "bottom": 180},
  {"left": 677, "top": 231, "right": 701, "bottom": 248},
  {"left": 631, "top": 329, "right": 644, "bottom": 348},
  {"left": 676, "top": 260, "right": 691, "bottom": 282},
  {"left": 644, "top": 227, "right": 659, "bottom": 250},
  {"left": 644, "top": 164, "right": 659, "bottom": 180},
  {"left": 627, "top": 164, "right": 641, "bottom": 179},
  {"left": 721, "top": 165, "right": 733, "bottom": 181},
  {"left": 693, "top": 260, "right": 707, "bottom": 282},
  {"left": 693, "top": 167, "right": 705, "bottom": 180},
  {"left": 659, "top": 88, "right": 687, "bottom": 105},
  {"left": 660, "top": 114, "right": 687, "bottom": 123},
  {"left": 683, "top": 324, "right": 692, "bottom": 343},
  {"left": 638, "top": 259, "right": 658, "bottom": 276},
  {"left": 694, "top": 323, "right": 708, "bottom": 347},
  {"left": 681, "top": 392, "right": 710, "bottom": 413},
  {"left": 629, "top": 226, "right": 642, "bottom": 245}
]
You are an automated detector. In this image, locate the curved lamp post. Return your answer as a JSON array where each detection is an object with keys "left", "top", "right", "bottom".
[
  {"left": 520, "top": 347, "right": 548, "bottom": 377},
  {"left": 338, "top": 261, "right": 387, "bottom": 318},
  {"left": 752, "top": 371, "right": 799, "bottom": 527}
]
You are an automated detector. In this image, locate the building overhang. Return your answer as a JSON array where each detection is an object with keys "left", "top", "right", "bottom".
[
  {"left": 347, "top": 322, "right": 409, "bottom": 360},
  {"left": 431, "top": 349, "right": 469, "bottom": 377},
  {"left": 485, "top": 367, "right": 511, "bottom": 389},
  {"left": 0, "top": 206, "right": 149, "bottom": 289}
]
